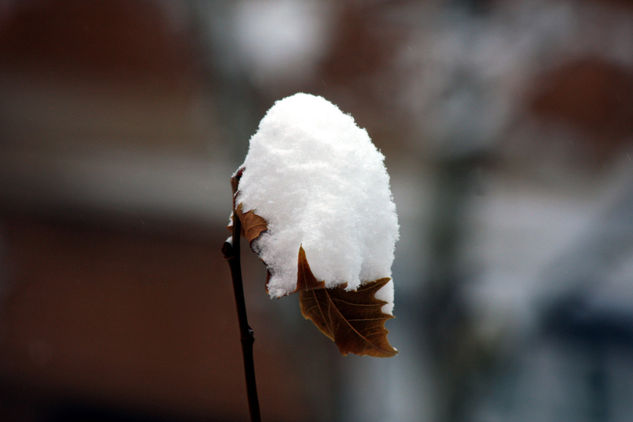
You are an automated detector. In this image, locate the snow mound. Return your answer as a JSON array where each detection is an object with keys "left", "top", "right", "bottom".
[{"left": 236, "top": 93, "right": 399, "bottom": 314}]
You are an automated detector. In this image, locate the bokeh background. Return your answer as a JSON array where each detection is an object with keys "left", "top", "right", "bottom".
[{"left": 1, "top": 1, "right": 632, "bottom": 421}]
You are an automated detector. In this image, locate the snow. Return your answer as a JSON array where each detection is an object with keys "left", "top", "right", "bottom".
[{"left": 235, "top": 93, "right": 399, "bottom": 313}]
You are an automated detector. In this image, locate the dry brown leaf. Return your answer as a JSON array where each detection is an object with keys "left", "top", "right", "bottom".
[
  {"left": 235, "top": 203, "right": 268, "bottom": 245},
  {"left": 297, "top": 246, "right": 397, "bottom": 357},
  {"left": 229, "top": 168, "right": 269, "bottom": 245}
]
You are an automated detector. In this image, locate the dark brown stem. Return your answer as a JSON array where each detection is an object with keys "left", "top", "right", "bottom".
[{"left": 222, "top": 212, "right": 261, "bottom": 422}]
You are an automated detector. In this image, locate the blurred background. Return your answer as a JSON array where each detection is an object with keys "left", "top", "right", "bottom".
[{"left": 0, "top": 0, "right": 632, "bottom": 421}]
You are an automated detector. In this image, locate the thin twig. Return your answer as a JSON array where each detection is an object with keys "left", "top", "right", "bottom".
[{"left": 222, "top": 211, "right": 262, "bottom": 422}]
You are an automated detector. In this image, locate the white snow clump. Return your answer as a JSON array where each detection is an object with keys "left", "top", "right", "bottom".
[{"left": 236, "top": 93, "right": 399, "bottom": 314}]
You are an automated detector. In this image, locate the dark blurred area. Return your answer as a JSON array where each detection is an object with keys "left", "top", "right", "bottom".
[{"left": 0, "top": 1, "right": 632, "bottom": 421}]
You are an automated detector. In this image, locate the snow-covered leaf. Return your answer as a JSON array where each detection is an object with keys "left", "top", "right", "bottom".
[{"left": 231, "top": 92, "right": 399, "bottom": 357}]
